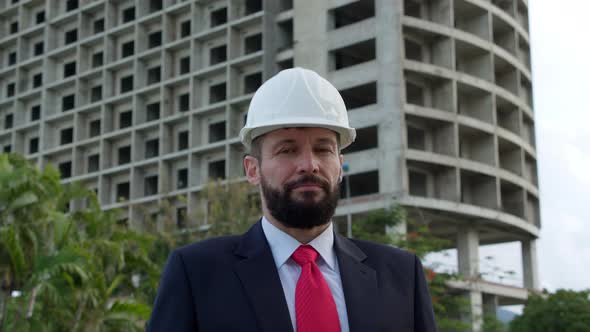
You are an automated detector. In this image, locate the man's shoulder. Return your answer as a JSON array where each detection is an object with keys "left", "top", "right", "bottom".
[
  {"left": 346, "top": 237, "right": 417, "bottom": 264},
  {"left": 174, "top": 234, "right": 243, "bottom": 260}
]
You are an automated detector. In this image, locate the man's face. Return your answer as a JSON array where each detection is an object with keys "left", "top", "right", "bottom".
[{"left": 244, "top": 127, "right": 344, "bottom": 229}]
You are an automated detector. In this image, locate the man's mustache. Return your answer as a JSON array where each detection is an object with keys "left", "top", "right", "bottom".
[{"left": 284, "top": 175, "right": 330, "bottom": 192}]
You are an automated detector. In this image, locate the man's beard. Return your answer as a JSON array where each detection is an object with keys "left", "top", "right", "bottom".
[{"left": 260, "top": 174, "right": 340, "bottom": 229}]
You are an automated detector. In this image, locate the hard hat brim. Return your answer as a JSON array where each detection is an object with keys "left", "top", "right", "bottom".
[{"left": 240, "top": 119, "right": 356, "bottom": 150}]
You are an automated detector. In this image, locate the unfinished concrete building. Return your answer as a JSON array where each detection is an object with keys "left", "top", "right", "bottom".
[{"left": 0, "top": 0, "right": 539, "bottom": 329}]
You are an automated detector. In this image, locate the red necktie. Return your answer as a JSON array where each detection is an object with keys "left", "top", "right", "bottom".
[{"left": 291, "top": 245, "right": 341, "bottom": 332}]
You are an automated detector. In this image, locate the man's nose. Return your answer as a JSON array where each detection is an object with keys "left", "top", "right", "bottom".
[{"left": 296, "top": 148, "right": 320, "bottom": 174}]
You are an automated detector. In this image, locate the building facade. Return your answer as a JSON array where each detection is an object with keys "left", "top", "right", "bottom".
[{"left": 0, "top": 0, "right": 539, "bottom": 329}]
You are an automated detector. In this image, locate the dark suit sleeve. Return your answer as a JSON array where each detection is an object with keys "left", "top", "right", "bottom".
[
  {"left": 413, "top": 255, "right": 438, "bottom": 332},
  {"left": 147, "top": 250, "right": 198, "bottom": 331}
]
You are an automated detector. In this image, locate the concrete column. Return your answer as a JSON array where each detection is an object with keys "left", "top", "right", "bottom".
[
  {"left": 457, "top": 227, "right": 483, "bottom": 331},
  {"left": 457, "top": 226, "right": 480, "bottom": 278},
  {"left": 262, "top": 0, "right": 280, "bottom": 79},
  {"left": 521, "top": 238, "right": 540, "bottom": 289},
  {"left": 464, "top": 290, "right": 483, "bottom": 332},
  {"left": 375, "top": 0, "right": 405, "bottom": 197},
  {"left": 293, "top": 0, "right": 329, "bottom": 75},
  {"left": 483, "top": 294, "right": 499, "bottom": 317}
]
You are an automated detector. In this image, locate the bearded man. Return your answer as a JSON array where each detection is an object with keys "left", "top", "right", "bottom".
[{"left": 147, "top": 68, "right": 438, "bottom": 332}]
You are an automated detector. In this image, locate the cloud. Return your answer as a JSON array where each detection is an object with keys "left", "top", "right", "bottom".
[
  {"left": 536, "top": 130, "right": 590, "bottom": 291},
  {"left": 530, "top": 0, "right": 590, "bottom": 135},
  {"left": 539, "top": 213, "right": 590, "bottom": 291},
  {"left": 563, "top": 144, "right": 590, "bottom": 185},
  {"left": 529, "top": 1, "right": 590, "bottom": 291}
]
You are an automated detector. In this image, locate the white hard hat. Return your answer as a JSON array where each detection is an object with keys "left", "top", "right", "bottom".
[{"left": 240, "top": 67, "right": 356, "bottom": 150}]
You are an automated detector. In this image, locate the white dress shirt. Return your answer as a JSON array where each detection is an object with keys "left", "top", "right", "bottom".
[{"left": 261, "top": 217, "right": 350, "bottom": 332}]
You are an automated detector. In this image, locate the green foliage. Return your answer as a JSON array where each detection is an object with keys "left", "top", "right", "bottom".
[
  {"left": 0, "top": 153, "right": 155, "bottom": 331},
  {"left": 149, "top": 180, "right": 260, "bottom": 251},
  {"left": 350, "top": 207, "right": 405, "bottom": 245},
  {"left": 509, "top": 289, "right": 590, "bottom": 332},
  {"left": 352, "top": 206, "right": 471, "bottom": 332},
  {"left": 197, "top": 180, "right": 261, "bottom": 238},
  {"left": 484, "top": 314, "right": 508, "bottom": 332}
]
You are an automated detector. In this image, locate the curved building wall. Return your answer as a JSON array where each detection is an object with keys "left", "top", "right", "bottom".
[
  {"left": 401, "top": 0, "right": 539, "bottom": 232},
  {"left": 398, "top": 0, "right": 540, "bottom": 294}
]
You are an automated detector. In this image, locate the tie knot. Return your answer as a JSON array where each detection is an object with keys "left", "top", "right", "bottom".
[{"left": 291, "top": 245, "right": 319, "bottom": 266}]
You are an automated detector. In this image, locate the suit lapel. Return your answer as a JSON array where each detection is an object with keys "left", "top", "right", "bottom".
[
  {"left": 234, "top": 221, "right": 294, "bottom": 332},
  {"left": 335, "top": 234, "right": 379, "bottom": 332}
]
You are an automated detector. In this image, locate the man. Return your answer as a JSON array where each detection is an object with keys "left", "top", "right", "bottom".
[{"left": 147, "top": 68, "right": 438, "bottom": 331}]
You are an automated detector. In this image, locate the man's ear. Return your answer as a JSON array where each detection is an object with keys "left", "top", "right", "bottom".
[
  {"left": 244, "top": 155, "right": 261, "bottom": 185},
  {"left": 338, "top": 154, "right": 344, "bottom": 183}
]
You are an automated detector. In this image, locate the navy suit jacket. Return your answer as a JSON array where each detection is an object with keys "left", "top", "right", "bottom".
[{"left": 147, "top": 221, "right": 438, "bottom": 331}]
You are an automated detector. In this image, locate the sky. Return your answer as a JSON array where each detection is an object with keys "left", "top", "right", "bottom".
[
  {"left": 425, "top": 0, "right": 590, "bottom": 293},
  {"left": 528, "top": 0, "right": 590, "bottom": 292}
]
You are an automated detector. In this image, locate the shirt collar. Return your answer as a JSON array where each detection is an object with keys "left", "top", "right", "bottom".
[{"left": 261, "top": 216, "right": 337, "bottom": 271}]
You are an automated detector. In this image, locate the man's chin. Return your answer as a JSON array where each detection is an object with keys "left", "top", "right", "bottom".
[{"left": 260, "top": 177, "right": 339, "bottom": 229}]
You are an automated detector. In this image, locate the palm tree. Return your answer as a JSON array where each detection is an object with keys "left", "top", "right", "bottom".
[
  {"left": 67, "top": 202, "right": 156, "bottom": 331},
  {"left": 0, "top": 153, "right": 156, "bottom": 331},
  {"left": 0, "top": 153, "right": 69, "bottom": 329}
]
